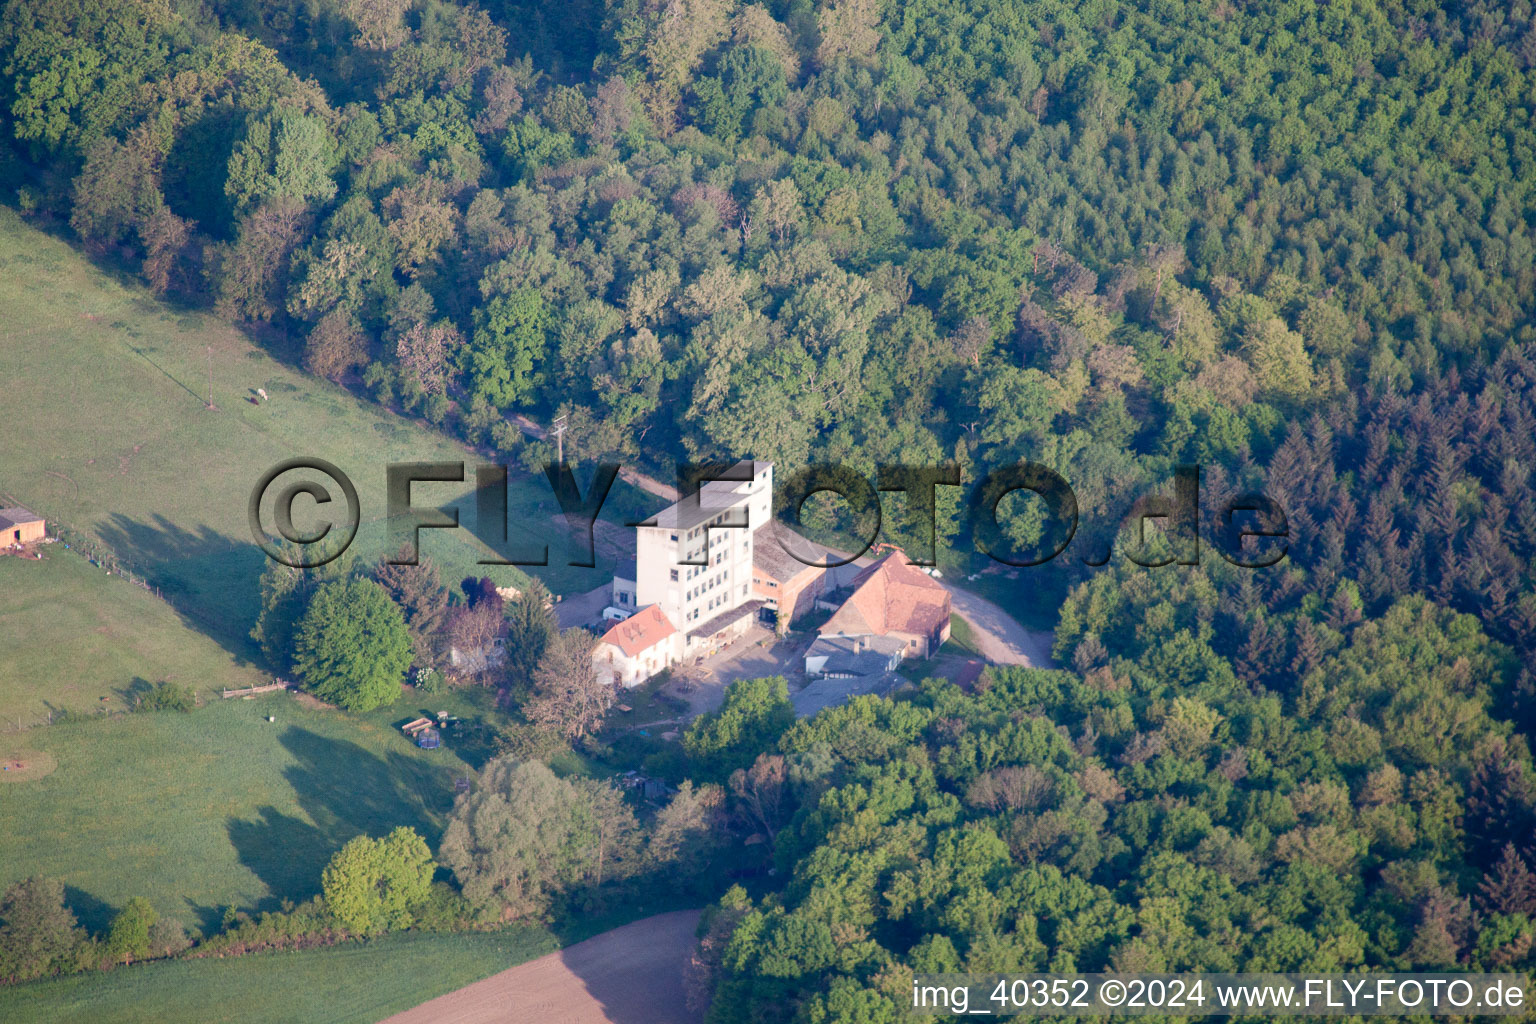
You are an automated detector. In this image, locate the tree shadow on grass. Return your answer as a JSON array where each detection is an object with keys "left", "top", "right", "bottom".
[
  {"left": 184, "top": 901, "right": 233, "bottom": 938},
  {"left": 113, "top": 676, "right": 154, "bottom": 707},
  {"left": 226, "top": 805, "right": 335, "bottom": 913},
  {"left": 93, "top": 512, "right": 265, "bottom": 667},
  {"left": 225, "top": 726, "right": 457, "bottom": 908},
  {"left": 63, "top": 885, "right": 117, "bottom": 935}
]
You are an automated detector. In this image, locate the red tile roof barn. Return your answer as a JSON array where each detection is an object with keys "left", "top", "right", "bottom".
[
  {"left": 598, "top": 604, "right": 678, "bottom": 658},
  {"left": 822, "top": 551, "right": 950, "bottom": 639}
]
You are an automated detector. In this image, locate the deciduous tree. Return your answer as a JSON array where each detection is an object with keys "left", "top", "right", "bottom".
[
  {"left": 525, "top": 629, "right": 611, "bottom": 739},
  {"left": 321, "top": 827, "right": 435, "bottom": 935},
  {"left": 0, "top": 878, "right": 84, "bottom": 985}
]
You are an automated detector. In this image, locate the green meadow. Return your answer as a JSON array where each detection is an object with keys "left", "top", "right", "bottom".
[
  {"left": 0, "top": 545, "right": 267, "bottom": 721},
  {"left": 0, "top": 695, "right": 481, "bottom": 934},
  {"left": 0, "top": 207, "right": 636, "bottom": 691},
  {"left": 0, "top": 210, "right": 666, "bottom": 1017},
  {"left": 0, "top": 209, "right": 647, "bottom": 931},
  {"left": 0, "top": 927, "right": 559, "bottom": 1023}
]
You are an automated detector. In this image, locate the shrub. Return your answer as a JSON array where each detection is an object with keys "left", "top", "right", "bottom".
[
  {"left": 408, "top": 882, "right": 477, "bottom": 933},
  {"left": 132, "top": 681, "right": 196, "bottom": 713},
  {"left": 0, "top": 877, "right": 85, "bottom": 984},
  {"left": 104, "top": 897, "right": 157, "bottom": 964},
  {"left": 413, "top": 666, "right": 445, "bottom": 694},
  {"left": 147, "top": 918, "right": 191, "bottom": 957}
]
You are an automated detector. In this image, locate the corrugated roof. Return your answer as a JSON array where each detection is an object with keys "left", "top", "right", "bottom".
[
  {"left": 0, "top": 506, "right": 42, "bottom": 529},
  {"left": 598, "top": 604, "right": 677, "bottom": 658},
  {"left": 688, "top": 599, "right": 763, "bottom": 641},
  {"left": 751, "top": 526, "right": 827, "bottom": 582}
]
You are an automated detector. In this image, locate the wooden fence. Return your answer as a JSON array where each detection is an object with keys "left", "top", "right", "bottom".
[{"left": 221, "top": 681, "right": 293, "bottom": 699}]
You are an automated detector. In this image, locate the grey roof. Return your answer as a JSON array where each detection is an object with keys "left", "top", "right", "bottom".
[
  {"left": 751, "top": 526, "right": 827, "bottom": 582},
  {"left": 791, "top": 669, "right": 898, "bottom": 717},
  {"left": 687, "top": 599, "right": 764, "bottom": 641},
  {"left": 805, "top": 634, "right": 906, "bottom": 678},
  {"left": 0, "top": 507, "right": 41, "bottom": 531},
  {"left": 641, "top": 460, "right": 767, "bottom": 532}
]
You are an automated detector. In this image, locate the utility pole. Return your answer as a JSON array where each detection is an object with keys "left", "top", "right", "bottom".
[
  {"left": 552, "top": 414, "right": 568, "bottom": 465},
  {"left": 205, "top": 346, "right": 214, "bottom": 410}
]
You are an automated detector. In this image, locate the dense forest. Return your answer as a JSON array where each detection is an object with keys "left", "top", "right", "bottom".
[{"left": 5, "top": 0, "right": 1536, "bottom": 1017}]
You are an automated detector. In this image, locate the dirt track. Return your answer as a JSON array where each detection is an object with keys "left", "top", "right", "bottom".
[
  {"left": 822, "top": 551, "right": 1057, "bottom": 670},
  {"left": 944, "top": 585, "right": 1057, "bottom": 668},
  {"left": 380, "top": 910, "right": 702, "bottom": 1024}
]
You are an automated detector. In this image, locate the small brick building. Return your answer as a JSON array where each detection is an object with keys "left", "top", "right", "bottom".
[{"left": 751, "top": 531, "right": 827, "bottom": 633}]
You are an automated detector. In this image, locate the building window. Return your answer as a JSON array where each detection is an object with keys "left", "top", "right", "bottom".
[{"left": 669, "top": 569, "right": 678, "bottom": 581}]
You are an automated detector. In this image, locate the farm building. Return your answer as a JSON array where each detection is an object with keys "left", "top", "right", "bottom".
[
  {"left": 751, "top": 539, "right": 827, "bottom": 633},
  {"left": 0, "top": 506, "right": 44, "bottom": 547},
  {"left": 803, "top": 634, "right": 907, "bottom": 680},
  {"left": 818, "top": 549, "right": 952, "bottom": 659}
]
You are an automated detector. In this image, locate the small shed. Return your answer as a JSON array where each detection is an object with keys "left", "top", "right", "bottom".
[
  {"left": 416, "top": 727, "right": 441, "bottom": 749},
  {"left": 0, "top": 506, "right": 45, "bottom": 547}
]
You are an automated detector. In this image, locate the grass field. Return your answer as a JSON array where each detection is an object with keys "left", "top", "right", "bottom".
[
  {"left": 0, "top": 208, "right": 637, "bottom": 701},
  {"left": 0, "top": 694, "right": 481, "bottom": 934},
  {"left": 0, "top": 927, "right": 561, "bottom": 1024},
  {"left": 0, "top": 211, "right": 681, "bottom": 1017},
  {"left": 0, "top": 545, "right": 266, "bottom": 721},
  {"left": 943, "top": 613, "right": 983, "bottom": 656}
]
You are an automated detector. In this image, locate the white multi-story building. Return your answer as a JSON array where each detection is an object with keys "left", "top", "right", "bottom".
[{"left": 601, "top": 461, "right": 774, "bottom": 683}]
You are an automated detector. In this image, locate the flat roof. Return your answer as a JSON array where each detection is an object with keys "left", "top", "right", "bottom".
[
  {"left": 642, "top": 460, "right": 768, "bottom": 532},
  {"left": 806, "top": 634, "right": 907, "bottom": 678},
  {"left": 650, "top": 497, "right": 748, "bottom": 532}
]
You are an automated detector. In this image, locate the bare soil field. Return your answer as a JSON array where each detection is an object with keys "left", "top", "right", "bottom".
[{"left": 380, "top": 909, "right": 702, "bottom": 1024}]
